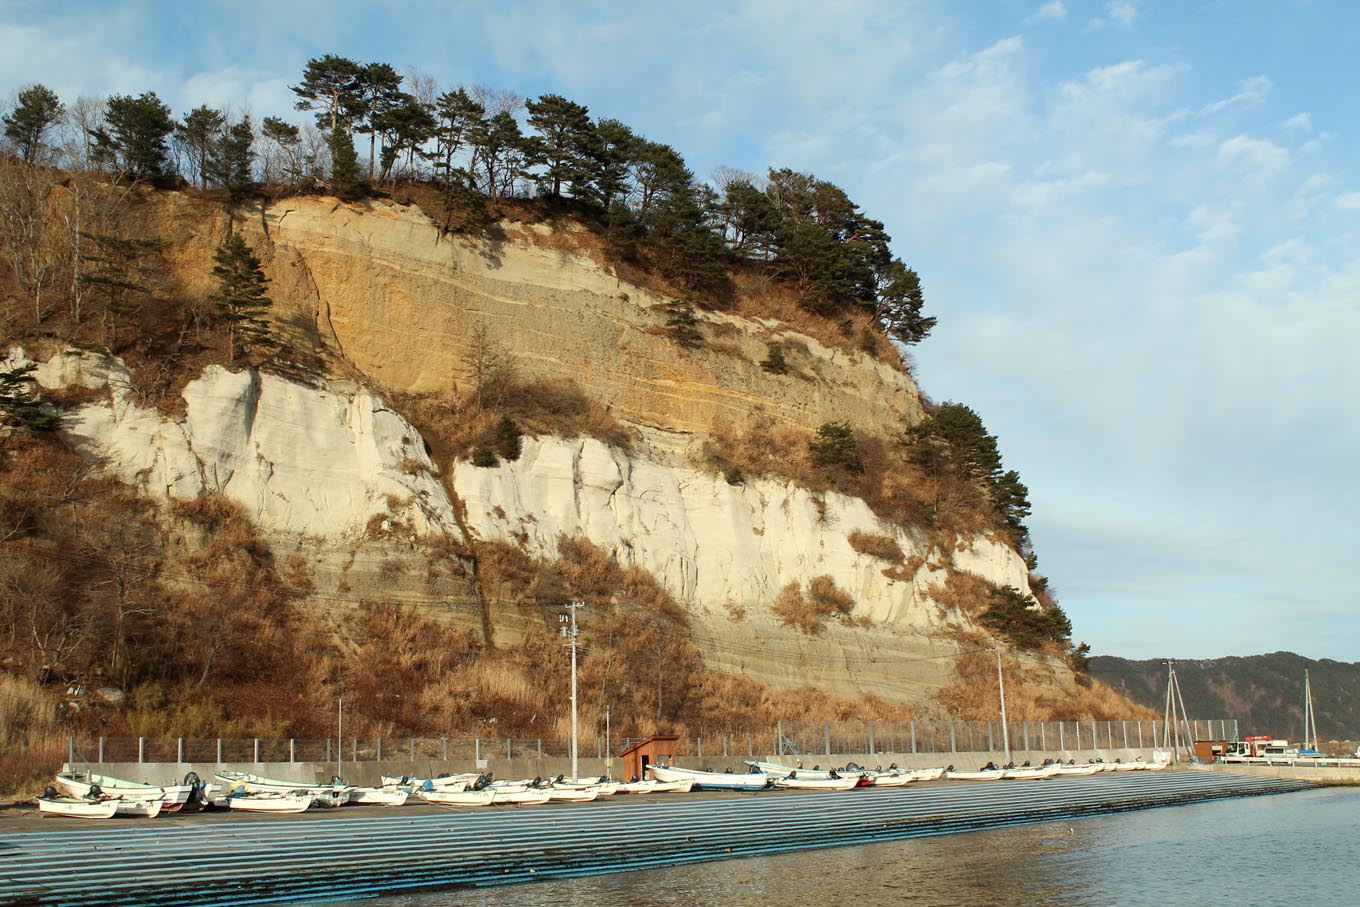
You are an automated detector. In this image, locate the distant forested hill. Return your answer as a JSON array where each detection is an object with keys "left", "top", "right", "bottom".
[{"left": 1090, "top": 652, "right": 1360, "bottom": 741}]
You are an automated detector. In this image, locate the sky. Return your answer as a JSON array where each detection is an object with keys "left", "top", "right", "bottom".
[{"left": 2, "top": 0, "right": 1357, "bottom": 662}]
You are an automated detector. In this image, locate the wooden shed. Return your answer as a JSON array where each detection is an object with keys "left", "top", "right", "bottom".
[{"left": 619, "top": 734, "right": 679, "bottom": 782}]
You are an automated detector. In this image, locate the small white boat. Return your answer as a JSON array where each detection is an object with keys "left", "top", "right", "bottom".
[
  {"left": 215, "top": 771, "right": 352, "bottom": 806},
  {"left": 945, "top": 768, "right": 1006, "bottom": 781},
  {"left": 1054, "top": 763, "right": 1102, "bottom": 776},
  {"left": 745, "top": 760, "right": 845, "bottom": 780},
  {"left": 909, "top": 767, "right": 947, "bottom": 782},
  {"left": 55, "top": 772, "right": 193, "bottom": 813},
  {"left": 866, "top": 772, "right": 913, "bottom": 787},
  {"left": 382, "top": 773, "right": 478, "bottom": 792},
  {"left": 546, "top": 787, "right": 598, "bottom": 802},
  {"left": 112, "top": 798, "right": 164, "bottom": 817},
  {"left": 347, "top": 787, "right": 409, "bottom": 807},
  {"left": 226, "top": 792, "right": 313, "bottom": 814},
  {"left": 1002, "top": 765, "right": 1058, "bottom": 780},
  {"left": 1109, "top": 761, "right": 1142, "bottom": 772},
  {"left": 491, "top": 788, "right": 552, "bottom": 805},
  {"left": 649, "top": 765, "right": 774, "bottom": 791},
  {"left": 36, "top": 791, "right": 119, "bottom": 819},
  {"left": 774, "top": 775, "right": 860, "bottom": 791},
  {"left": 645, "top": 775, "right": 695, "bottom": 793},
  {"left": 616, "top": 779, "right": 657, "bottom": 794},
  {"left": 422, "top": 789, "right": 496, "bottom": 808}
]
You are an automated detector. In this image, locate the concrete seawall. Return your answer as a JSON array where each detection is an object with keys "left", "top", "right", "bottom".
[{"left": 0, "top": 770, "right": 1309, "bottom": 907}]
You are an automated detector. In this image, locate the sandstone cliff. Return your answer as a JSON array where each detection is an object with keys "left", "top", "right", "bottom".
[{"left": 8, "top": 192, "right": 1070, "bottom": 706}]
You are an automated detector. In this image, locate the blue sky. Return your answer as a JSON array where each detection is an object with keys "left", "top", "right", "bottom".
[{"left": 3, "top": 1, "right": 1357, "bottom": 662}]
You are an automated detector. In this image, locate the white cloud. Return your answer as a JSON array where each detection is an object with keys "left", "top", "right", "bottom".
[
  {"left": 1336, "top": 192, "right": 1360, "bottom": 210},
  {"left": 1216, "top": 134, "right": 1290, "bottom": 174},
  {"left": 1026, "top": 1, "right": 1067, "bottom": 24},
  {"left": 1088, "top": 0, "right": 1138, "bottom": 29},
  {"left": 1281, "top": 112, "right": 1313, "bottom": 134},
  {"left": 1200, "top": 75, "right": 1272, "bottom": 116}
]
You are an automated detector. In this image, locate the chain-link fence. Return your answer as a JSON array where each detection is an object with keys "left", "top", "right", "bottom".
[{"left": 69, "top": 718, "right": 1237, "bottom": 765}]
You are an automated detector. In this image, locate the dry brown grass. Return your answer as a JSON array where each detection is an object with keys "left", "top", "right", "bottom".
[
  {"left": 0, "top": 674, "right": 64, "bottom": 797},
  {"left": 395, "top": 377, "right": 633, "bottom": 472},
  {"left": 770, "top": 576, "right": 860, "bottom": 634},
  {"left": 847, "top": 531, "right": 906, "bottom": 563},
  {"left": 932, "top": 649, "right": 1157, "bottom": 722}
]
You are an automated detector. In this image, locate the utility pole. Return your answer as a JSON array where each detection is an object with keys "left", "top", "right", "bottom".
[
  {"left": 605, "top": 706, "right": 612, "bottom": 780},
  {"left": 336, "top": 694, "right": 343, "bottom": 780},
  {"left": 560, "top": 602, "right": 581, "bottom": 781},
  {"left": 995, "top": 647, "right": 1011, "bottom": 764}
]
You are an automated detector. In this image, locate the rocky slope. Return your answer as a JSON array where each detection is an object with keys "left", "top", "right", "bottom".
[{"left": 8, "top": 192, "right": 1078, "bottom": 706}]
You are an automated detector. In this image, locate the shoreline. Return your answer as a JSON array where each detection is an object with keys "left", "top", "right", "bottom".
[{"left": 0, "top": 771, "right": 1312, "bottom": 906}]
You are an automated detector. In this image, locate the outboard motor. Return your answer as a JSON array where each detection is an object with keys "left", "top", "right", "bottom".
[
  {"left": 85, "top": 784, "right": 104, "bottom": 801},
  {"left": 828, "top": 769, "right": 840, "bottom": 779},
  {"left": 183, "top": 771, "right": 204, "bottom": 807},
  {"left": 420, "top": 779, "right": 435, "bottom": 793},
  {"left": 471, "top": 774, "right": 489, "bottom": 791},
  {"left": 42, "top": 785, "right": 58, "bottom": 800},
  {"left": 945, "top": 764, "right": 955, "bottom": 773}
]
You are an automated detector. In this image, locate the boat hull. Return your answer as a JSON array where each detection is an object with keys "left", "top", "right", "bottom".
[{"left": 649, "top": 765, "right": 773, "bottom": 791}]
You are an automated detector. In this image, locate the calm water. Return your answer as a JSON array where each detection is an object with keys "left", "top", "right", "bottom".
[{"left": 301, "top": 787, "right": 1357, "bottom": 907}]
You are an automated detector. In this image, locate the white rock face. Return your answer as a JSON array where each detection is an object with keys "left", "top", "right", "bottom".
[
  {"left": 19, "top": 349, "right": 461, "bottom": 540},
  {"left": 454, "top": 436, "right": 1034, "bottom": 630}
]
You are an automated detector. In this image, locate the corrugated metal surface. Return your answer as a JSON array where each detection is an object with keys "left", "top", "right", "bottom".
[{"left": 0, "top": 771, "right": 1309, "bottom": 907}]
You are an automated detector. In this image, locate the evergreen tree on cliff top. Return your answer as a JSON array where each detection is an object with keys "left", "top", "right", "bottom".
[
  {"left": 3, "top": 84, "right": 64, "bottom": 164},
  {"left": 92, "top": 92, "right": 176, "bottom": 181},
  {"left": 210, "top": 234, "right": 274, "bottom": 361}
]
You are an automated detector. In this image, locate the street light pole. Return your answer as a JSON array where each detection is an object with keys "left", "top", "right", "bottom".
[
  {"left": 560, "top": 602, "right": 581, "bottom": 781},
  {"left": 995, "top": 647, "right": 1011, "bottom": 764}
]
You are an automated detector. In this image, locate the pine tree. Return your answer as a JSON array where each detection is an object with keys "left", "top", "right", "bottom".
[
  {"left": 494, "top": 415, "right": 522, "bottom": 461},
  {"left": 206, "top": 117, "right": 255, "bottom": 201},
  {"left": 291, "top": 55, "right": 363, "bottom": 132},
  {"left": 329, "top": 121, "right": 363, "bottom": 200},
  {"left": 92, "top": 92, "right": 176, "bottom": 180},
  {"left": 176, "top": 105, "right": 225, "bottom": 189},
  {"left": 3, "top": 84, "right": 64, "bottom": 163},
  {"left": 209, "top": 234, "right": 274, "bottom": 361},
  {"left": 809, "top": 422, "right": 861, "bottom": 472},
  {"left": 525, "top": 93, "right": 601, "bottom": 201},
  {"left": 0, "top": 363, "right": 59, "bottom": 432}
]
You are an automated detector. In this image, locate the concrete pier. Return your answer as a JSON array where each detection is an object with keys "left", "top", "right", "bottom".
[{"left": 0, "top": 771, "right": 1310, "bottom": 907}]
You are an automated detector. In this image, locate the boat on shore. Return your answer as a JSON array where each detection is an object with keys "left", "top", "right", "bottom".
[
  {"left": 648, "top": 764, "right": 774, "bottom": 791},
  {"left": 214, "top": 770, "right": 353, "bottom": 806},
  {"left": 225, "top": 791, "right": 314, "bottom": 814},
  {"left": 35, "top": 787, "right": 120, "bottom": 819},
  {"left": 421, "top": 789, "right": 496, "bottom": 808},
  {"left": 774, "top": 774, "right": 860, "bottom": 791},
  {"left": 55, "top": 771, "right": 199, "bottom": 813}
]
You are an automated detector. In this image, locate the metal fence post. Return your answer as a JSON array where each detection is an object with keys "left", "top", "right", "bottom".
[
  {"left": 98, "top": 737, "right": 104, "bottom": 763},
  {"left": 475, "top": 738, "right": 480, "bottom": 763},
  {"left": 723, "top": 735, "right": 729, "bottom": 758},
  {"left": 352, "top": 738, "right": 357, "bottom": 762},
  {"left": 507, "top": 739, "right": 512, "bottom": 760},
  {"left": 68, "top": 737, "right": 75, "bottom": 766},
  {"left": 138, "top": 737, "right": 144, "bottom": 764},
  {"left": 1123, "top": 721, "right": 1129, "bottom": 749},
  {"left": 823, "top": 722, "right": 830, "bottom": 756},
  {"left": 1058, "top": 724, "right": 1064, "bottom": 751},
  {"left": 776, "top": 720, "right": 783, "bottom": 756},
  {"left": 444, "top": 738, "right": 449, "bottom": 760},
  {"left": 538, "top": 739, "right": 542, "bottom": 758},
  {"left": 216, "top": 738, "right": 222, "bottom": 766},
  {"left": 177, "top": 737, "right": 183, "bottom": 764},
  {"left": 910, "top": 721, "right": 916, "bottom": 754},
  {"left": 411, "top": 739, "right": 416, "bottom": 762},
  {"left": 1138, "top": 721, "right": 1144, "bottom": 749},
  {"left": 254, "top": 739, "right": 259, "bottom": 763},
  {"left": 949, "top": 721, "right": 956, "bottom": 753},
  {"left": 986, "top": 722, "right": 994, "bottom": 752},
  {"left": 868, "top": 720, "right": 875, "bottom": 754},
  {"left": 377, "top": 738, "right": 382, "bottom": 761},
  {"left": 289, "top": 739, "right": 295, "bottom": 763},
  {"left": 1022, "top": 721, "right": 1029, "bottom": 752}
]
